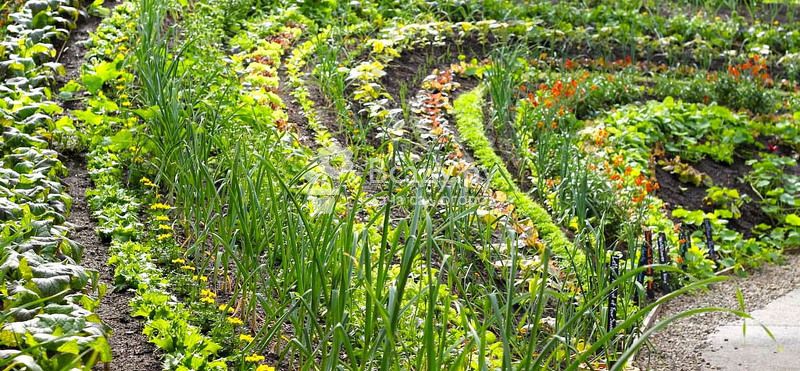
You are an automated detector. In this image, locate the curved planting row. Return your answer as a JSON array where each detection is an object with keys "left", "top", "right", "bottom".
[
  {"left": 270, "top": 4, "right": 799, "bottom": 368},
  {"left": 20, "top": 1, "right": 799, "bottom": 370},
  {"left": 0, "top": 1, "right": 111, "bottom": 369}
]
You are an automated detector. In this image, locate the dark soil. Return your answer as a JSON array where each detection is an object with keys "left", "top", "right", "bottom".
[
  {"left": 381, "top": 37, "right": 490, "bottom": 103},
  {"left": 56, "top": 2, "right": 161, "bottom": 370},
  {"left": 305, "top": 71, "right": 345, "bottom": 146},
  {"left": 655, "top": 156, "right": 771, "bottom": 236},
  {"left": 277, "top": 57, "right": 316, "bottom": 149},
  {"left": 56, "top": 2, "right": 119, "bottom": 110},
  {"left": 63, "top": 154, "right": 161, "bottom": 371}
]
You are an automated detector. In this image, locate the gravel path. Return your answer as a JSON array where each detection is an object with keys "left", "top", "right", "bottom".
[{"left": 635, "top": 253, "right": 800, "bottom": 370}]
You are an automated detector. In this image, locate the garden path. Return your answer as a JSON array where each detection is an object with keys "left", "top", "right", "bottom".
[
  {"left": 636, "top": 254, "right": 800, "bottom": 370},
  {"left": 703, "top": 287, "right": 800, "bottom": 371}
]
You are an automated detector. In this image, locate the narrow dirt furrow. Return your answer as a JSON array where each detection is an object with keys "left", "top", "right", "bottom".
[
  {"left": 64, "top": 155, "right": 160, "bottom": 370},
  {"left": 58, "top": 3, "right": 161, "bottom": 369}
]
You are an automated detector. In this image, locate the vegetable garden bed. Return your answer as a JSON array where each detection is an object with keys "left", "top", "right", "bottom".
[{"left": 2, "top": 0, "right": 800, "bottom": 370}]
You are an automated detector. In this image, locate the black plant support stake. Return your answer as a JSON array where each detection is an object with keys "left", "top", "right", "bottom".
[
  {"left": 679, "top": 226, "right": 690, "bottom": 271},
  {"left": 657, "top": 232, "right": 671, "bottom": 293},
  {"left": 607, "top": 253, "right": 620, "bottom": 332},
  {"left": 635, "top": 238, "right": 646, "bottom": 306},
  {"left": 702, "top": 218, "right": 717, "bottom": 262},
  {"left": 643, "top": 229, "right": 655, "bottom": 300}
]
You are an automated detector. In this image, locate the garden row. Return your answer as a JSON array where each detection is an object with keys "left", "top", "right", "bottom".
[
  {"left": 5, "top": 0, "right": 799, "bottom": 370},
  {"left": 0, "top": 0, "right": 111, "bottom": 369}
]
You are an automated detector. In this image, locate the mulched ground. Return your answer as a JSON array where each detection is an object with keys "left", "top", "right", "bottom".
[
  {"left": 655, "top": 156, "right": 771, "bottom": 237},
  {"left": 58, "top": 2, "right": 161, "bottom": 369}
]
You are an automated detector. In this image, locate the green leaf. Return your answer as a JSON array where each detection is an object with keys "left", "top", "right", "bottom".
[
  {"left": 54, "top": 116, "right": 75, "bottom": 133},
  {"left": 82, "top": 74, "right": 105, "bottom": 94},
  {"left": 108, "top": 129, "right": 135, "bottom": 151},
  {"left": 57, "top": 339, "right": 81, "bottom": 354},
  {"left": 785, "top": 214, "right": 800, "bottom": 226}
]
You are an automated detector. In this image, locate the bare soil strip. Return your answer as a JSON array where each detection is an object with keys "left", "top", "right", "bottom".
[
  {"left": 63, "top": 155, "right": 161, "bottom": 370},
  {"left": 59, "top": 2, "right": 161, "bottom": 369}
]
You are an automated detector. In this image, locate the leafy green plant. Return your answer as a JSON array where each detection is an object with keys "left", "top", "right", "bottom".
[
  {"left": 705, "top": 186, "right": 750, "bottom": 219},
  {"left": 659, "top": 157, "right": 712, "bottom": 187}
]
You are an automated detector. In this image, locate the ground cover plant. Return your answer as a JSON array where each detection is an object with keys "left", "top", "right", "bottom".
[{"left": 1, "top": 0, "right": 799, "bottom": 370}]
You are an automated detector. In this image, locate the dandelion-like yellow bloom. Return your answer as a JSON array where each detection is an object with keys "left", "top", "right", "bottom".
[
  {"left": 219, "top": 304, "right": 235, "bottom": 313},
  {"left": 256, "top": 365, "right": 275, "bottom": 371},
  {"left": 157, "top": 233, "right": 173, "bottom": 241},
  {"left": 200, "top": 289, "right": 216, "bottom": 298},
  {"left": 171, "top": 258, "right": 185, "bottom": 264},
  {"left": 245, "top": 354, "right": 265, "bottom": 363},
  {"left": 150, "top": 202, "right": 172, "bottom": 210},
  {"left": 180, "top": 265, "right": 195, "bottom": 271},
  {"left": 200, "top": 296, "right": 215, "bottom": 304},
  {"left": 192, "top": 275, "right": 208, "bottom": 282},
  {"left": 239, "top": 334, "right": 254, "bottom": 343},
  {"left": 227, "top": 316, "right": 243, "bottom": 326},
  {"left": 155, "top": 215, "right": 170, "bottom": 221}
]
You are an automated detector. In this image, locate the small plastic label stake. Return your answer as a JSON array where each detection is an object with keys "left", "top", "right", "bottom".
[
  {"left": 702, "top": 218, "right": 717, "bottom": 262},
  {"left": 657, "top": 232, "right": 671, "bottom": 293},
  {"left": 607, "top": 253, "right": 620, "bottom": 332},
  {"left": 679, "top": 226, "right": 690, "bottom": 271}
]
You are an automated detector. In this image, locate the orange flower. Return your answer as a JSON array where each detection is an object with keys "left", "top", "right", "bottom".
[
  {"left": 594, "top": 128, "right": 608, "bottom": 146},
  {"left": 551, "top": 80, "right": 563, "bottom": 97}
]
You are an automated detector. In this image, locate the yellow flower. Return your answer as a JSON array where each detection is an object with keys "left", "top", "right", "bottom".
[
  {"left": 256, "top": 365, "right": 275, "bottom": 371},
  {"left": 150, "top": 203, "right": 171, "bottom": 210},
  {"left": 180, "top": 265, "right": 195, "bottom": 271},
  {"left": 245, "top": 354, "right": 265, "bottom": 363},
  {"left": 200, "top": 296, "right": 215, "bottom": 304},
  {"left": 192, "top": 275, "right": 208, "bottom": 282},
  {"left": 155, "top": 215, "right": 170, "bottom": 221},
  {"left": 239, "top": 334, "right": 254, "bottom": 343},
  {"left": 158, "top": 224, "right": 172, "bottom": 230},
  {"left": 157, "top": 233, "right": 173, "bottom": 241},
  {"left": 171, "top": 258, "right": 185, "bottom": 264},
  {"left": 200, "top": 289, "right": 216, "bottom": 298},
  {"left": 227, "top": 316, "right": 243, "bottom": 326},
  {"left": 219, "top": 304, "right": 235, "bottom": 313}
]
